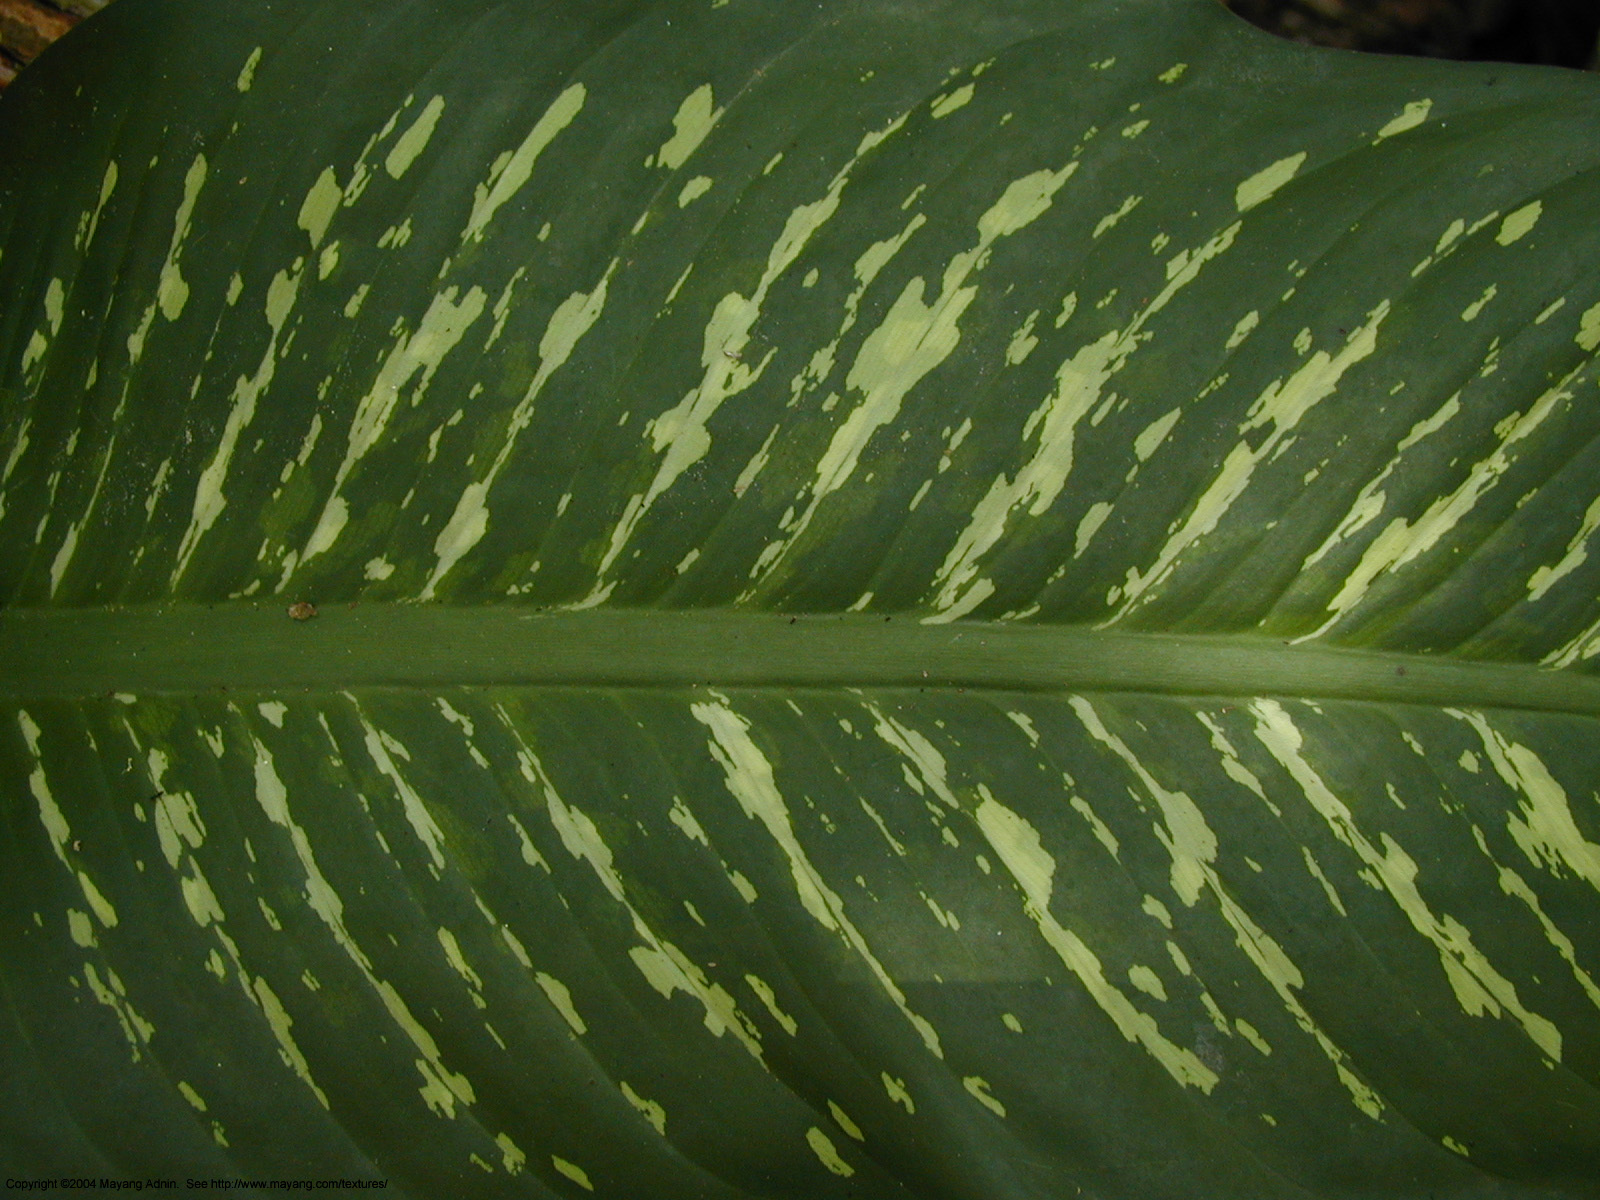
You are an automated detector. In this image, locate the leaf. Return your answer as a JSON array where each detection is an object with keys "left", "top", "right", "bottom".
[{"left": 3, "top": 0, "right": 1600, "bottom": 1195}]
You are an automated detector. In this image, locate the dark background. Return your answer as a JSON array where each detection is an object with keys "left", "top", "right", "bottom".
[
  {"left": 2, "top": 0, "right": 1600, "bottom": 87},
  {"left": 1223, "top": 0, "right": 1600, "bottom": 68}
]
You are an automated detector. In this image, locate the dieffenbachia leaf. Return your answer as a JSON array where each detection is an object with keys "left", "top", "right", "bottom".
[{"left": 3, "top": 0, "right": 1599, "bottom": 1195}]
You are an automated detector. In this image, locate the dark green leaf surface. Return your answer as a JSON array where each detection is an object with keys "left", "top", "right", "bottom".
[{"left": 3, "top": 1, "right": 1599, "bottom": 1196}]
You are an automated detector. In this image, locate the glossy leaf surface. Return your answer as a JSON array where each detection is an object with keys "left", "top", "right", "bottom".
[{"left": 3, "top": 1, "right": 1600, "bottom": 1195}]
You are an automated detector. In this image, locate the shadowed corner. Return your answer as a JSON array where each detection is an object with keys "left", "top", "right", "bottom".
[
  {"left": 0, "top": 0, "right": 109, "bottom": 89},
  {"left": 1218, "top": 0, "right": 1600, "bottom": 70}
]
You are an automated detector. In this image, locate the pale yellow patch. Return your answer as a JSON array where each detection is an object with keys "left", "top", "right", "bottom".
[
  {"left": 806, "top": 1127, "right": 855, "bottom": 1176},
  {"left": 745, "top": 973, "right": 798, "bottom": 1035},
  {"left": 386, "top": 95, "right": 446, "bottom": 179},
  {"left": 828, "top": 1100, "right": 864, "bottom": 1141},
  {"left": 1235, "top": 152, "right": 1306, "bottom": 212},
  {"left": 621, "top": 1082, "right": 666, "bottom": 1134},
  {"left": 1128, "top": 964, "right": 1167, "bottom": 1001},
  {"left": 1094, "top": 194, "right": 1141, "bottom": 239},
  {"left": 962, "top": 1075, "right": 1007, "bottom": 1117},
  {"left": 236, "top": 47, "right": 262, "bottom": 92},
  {"left": 496, "top": 1133, "right": 526, "bottom": 1174},
  {"left": 882, "top": 1072, "right": 915, "bottom": 1112},
  {"left": 535, "top": 972, "right": 587, "bottom": 1034},
  {"left": 694, "top": 698, "right": 942, "bottom": 1055},
  {"left": 1255, "top": 702, "right": 1562, "bottom": 1062},
  {"left": 678, "top": 175, "right": 714, "bottom": 207},
  {"left": 1496, "top": 201, "right": 1541, "bottom": 245},
  {"left": 464, "top": 84, "right": 585, "bottom": 242},
  {"left": 975, "top": 788, "right": 1217, "bottom": 1092},
  {"left": 551, "top": 1156, "right": 593, "bottom": 1191},
  {"left": 930, "top": 83, "right": 975, "bottom": 118},
  {"left": 1461, "top": 284, "right": 1497, "bottom": 322},
  {"left": 1374, "top": 99, "right": 1432, "bottom": 142},
  {"left": 654, "top": 85, "right": 723, "bottom": 170}
]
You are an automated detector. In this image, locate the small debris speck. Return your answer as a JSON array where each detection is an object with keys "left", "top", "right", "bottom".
[{"left": 288, "top": 602, "right": 317, "bottom": 621}]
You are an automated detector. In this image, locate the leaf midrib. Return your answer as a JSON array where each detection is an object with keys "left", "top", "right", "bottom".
[{"left": 1, "top": 605, "right": 1596, "bottom": 713}]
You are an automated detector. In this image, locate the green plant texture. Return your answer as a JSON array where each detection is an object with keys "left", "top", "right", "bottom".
[{"left": 3, "top": 1, "right": 1600, "bottom": 1195}]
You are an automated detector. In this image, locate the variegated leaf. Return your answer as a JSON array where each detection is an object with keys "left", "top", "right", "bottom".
[{"left": 3, "top": 0, "right": 1599, "bottom": 1195}]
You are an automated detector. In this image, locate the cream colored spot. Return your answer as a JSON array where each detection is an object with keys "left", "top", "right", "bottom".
[
  {"left": 1496, "top": 201, "right": 1541, "bottom": 246},
  {"left": 745, "top": 973, "right": 798, "bottom": 1035},
  {"left": 501, "top": 715, "right": 765, "bottom": 1059},
  {"left": 298, "top": 168, "right": 342, "bottom": 252},
  {"left": 306, "top": 284, "right": 486, "bottom": 568},
  {"left": 551, "top": 1156, "right": 593, "bottom": 1190},
  {"left": 1255, "top": 702, "right": 1561, "bottom": 1061},
  {"left": 252, "top": 735, "right": 468, "bottom": 1113},
  {"left": 67, "top": 908, "right": 96, "bottom": 948},
  {"left": 86, "top": 964, "right": 154, "bottom": 1061},
  {"left": 621, "top": 1082, "right": 666, "bottom": 1134},
  {"left": 236, "top": 47, "right": 263, "bottom": 92},
  {"left": 386, "top": 95, "right": 446, "bottom": 179},
  {"left": 1236, "top": 152, "right": 1305, "bottom": 212},
  {"left": 1094, "top": 194, "right": 1141, "bottom": 239},
  {"left": 1128, "top": 964, "right": 1167, "bottom": 1001},
  {"left": 882, "top": 1072, "right": 914, "bottom": 1112},
  {"left": 678, "top": 175, "right": 714, "bottom": 207},
  {"left": 1226, "top": 310, "right": 1259, "bottom": 350},
  {"left": 425, "top": 263, "right": 612, "bottom": 597},
  {"left": 654, "top": 85, "right": 723, "bottom": 170},
  {"left": 1133, "top": 408, "right": 1181, "bottom": 461},
  {"left": 1074, "top": 501, "right": 1113, "bottom": 557},
  {"left": 1142, "top": 895, "right": 1173, "bottom": 928},
  {"left": 1055, "top": 291, "right": 1077, "bottom": 329},
  {"left": 1006, "top": 309, "right": 1041, "bottom": 365},
  {"left": 1119, "top": 300, "right": 1389, "bottom": 621},
  {"left": 1302, "top": 846, "right": 1347, "bottom": 916},
  {"left": 1461, "top": 284, "right": 1497, "bottom": 322},
  {"left": 252, "top": 976, "right": 327, "bottom": 1106},
  {"left": 767, "top": 161, "right": 1079, "bottom": 595},
  {"left": 535, "top": 972, "right": 586, "bottom": 1035},
  {"left": 695, "top": 698, "right": 942, "bottom": 1055},
  {"left": 1299, "top": 390, "right": 1459, "bottom": 572},
  {"left": 1236, "top": 1018, "right": 1271, "bottom": 1055},
  {"left": 1526, "top": 493, "right": 1600, "bottom": 602},
  {"left": 464, "top": 84, "right": 585, "bottom": 242},
  {"left": 932, "top": 221, "right": 1241, "bottom": 621},
  {"left": 975, "top": 788, "right": 1216, "bottom": 1091},
  {"left": 1459, "top": 712, "right": 1600, "bottom": 894},
  {"left": 77, "top": 161, "right": 118, "bottom": 253},
  {"left": 1072, "top": 702, "right": 1379, "bottom": 1116},
  {"left": 931, "top": 83, "right": 975, "bottom": 118},
  {"left": 1374, "top": 99, "right": 1432, "bottom": 142},
  {"left": 1309, "top": 359, "right": 1575, "bottom": 641},
  {"left": 1576, "top": 300, "right": 1600, "bottom": 351},
  {"left": 496, "top": 1133, "right": 526, "bottom": 1174},
  {"left": 962, "top": 1075, "right": 1006, "bottom": 1117},
  {"left": 829, "top": 1100, "right": 864, "bottom": 1141},
  {"left": 173, "top": 260, "right": 309, "bottom": 585},
  {"left": 1070, "top": 795, "right": 1119, "bottom": 860},
  {"left": 806, "top": 1127, "right": 855, "bottom": 1176}
]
